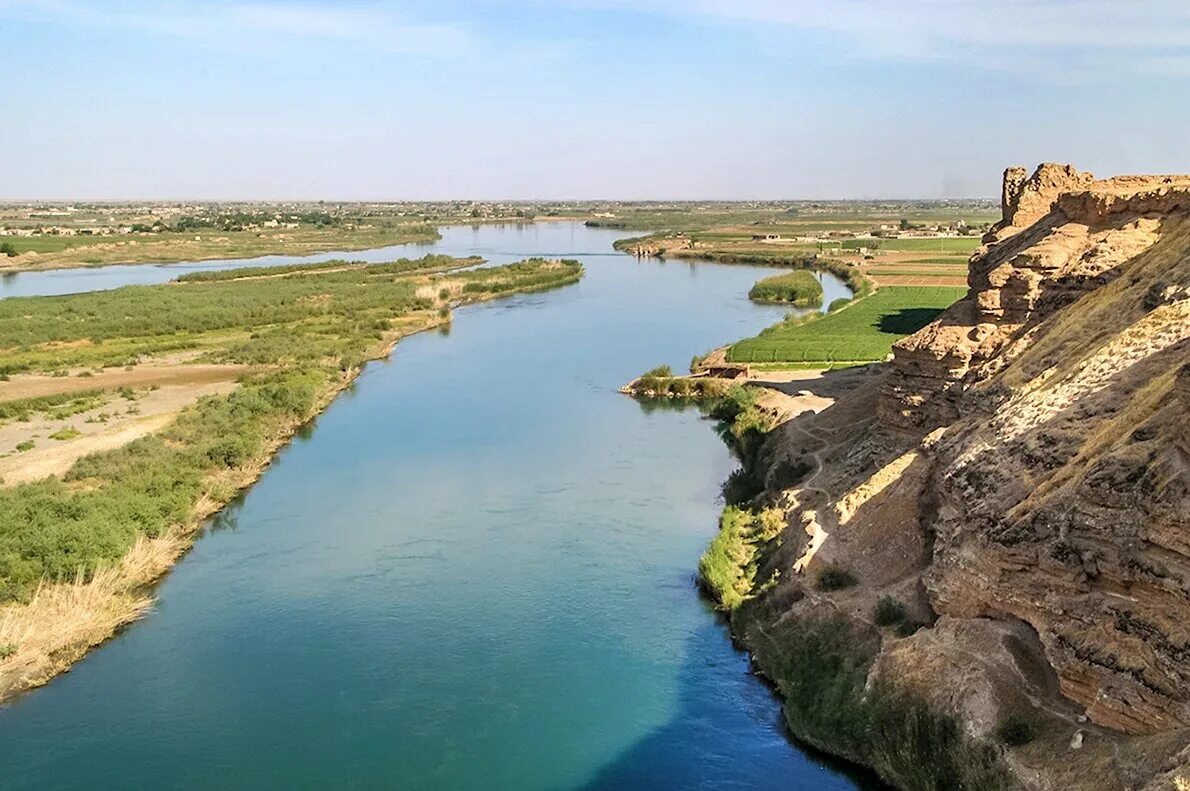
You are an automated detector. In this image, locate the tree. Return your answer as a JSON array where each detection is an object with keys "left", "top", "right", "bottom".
[{"left": 0, "top": 242, "right": 17, "bottom": 257}]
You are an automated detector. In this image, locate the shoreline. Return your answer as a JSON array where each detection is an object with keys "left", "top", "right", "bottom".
[
  {"left": 0, "top": 311, "right": 446, "bottom": 703},
  {"left": 0, "top": 216, "right": 588, "bottom": 275},
  {"left": 0, "top": 267, "right": 581, "bottom": 704},
  {"left": 0, "top": 228, "right": 442, "bottom": 275}
]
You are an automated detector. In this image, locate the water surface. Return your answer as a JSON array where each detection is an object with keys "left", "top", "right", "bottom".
[
  {"left": 0, "top": 223, "right": 627, "bottom": 299},
  {"left": 0, "top": 224, "right": 872, "bottom": 789}
]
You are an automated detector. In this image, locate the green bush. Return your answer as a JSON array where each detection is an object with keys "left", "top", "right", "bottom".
[
  {"left": 828, "top": 297, "right": 851, "bottom": 312},
  {"left": 873, "top": 596, "right": 907, "bottom": 626},
  {"left": 721, "top": 467, "right": 765, "bottom": 506},
  {"left": 0, "top": 391, "right": 105, "bottom": 424},
  {"left": 816, "top": 563, "right": 857, "bottom": 591},
  {"left": 698, "top": 506, "right": 753, "bottom": 609},
  {"left": 707, "top": 384, "right": 757, "bottom": 422}
]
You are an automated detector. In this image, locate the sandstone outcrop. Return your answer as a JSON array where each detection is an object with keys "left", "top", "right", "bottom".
[{"left": 739, "top": 164, "right": 1190, "bottom": 790}]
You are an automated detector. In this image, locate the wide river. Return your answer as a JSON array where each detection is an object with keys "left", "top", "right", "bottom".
[{"left": 0, "top": 223, "right": 875, "bottom": 789}]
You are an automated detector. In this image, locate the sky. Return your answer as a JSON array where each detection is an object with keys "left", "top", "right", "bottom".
[{"left": 1, "top": 0, "right": 1188, "bottom": 199}]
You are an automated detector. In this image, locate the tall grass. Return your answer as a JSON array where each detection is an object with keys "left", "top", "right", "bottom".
[{"left": 748, "top": 270, "right": 824, "bottom": 306}]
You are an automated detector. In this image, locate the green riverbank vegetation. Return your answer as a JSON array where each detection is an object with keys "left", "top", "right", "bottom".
[
  {"left": 624, "top": 365, "right": 733, "bottom": 400},
  {"left": 747, "top": 271, "right": 824, "bottom": 306},
  {"left": 695, "top": 385, "right": 1016, "bottom": 790},
  {"left": 0, "top": 256, "right": 584, "bottom": 603}
]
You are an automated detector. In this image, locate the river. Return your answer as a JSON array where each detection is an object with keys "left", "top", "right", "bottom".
[{"left": 0, "top": 223, "right": 876, "bottom": 789}]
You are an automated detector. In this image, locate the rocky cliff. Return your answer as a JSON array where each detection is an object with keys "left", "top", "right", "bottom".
[{"left": 732, "top": 164, "right": 1190, "bottom": 790}]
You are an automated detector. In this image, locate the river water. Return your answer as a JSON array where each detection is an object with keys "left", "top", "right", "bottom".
[{"left": 0, "top": 223, "right": 873, "bottom": 789}]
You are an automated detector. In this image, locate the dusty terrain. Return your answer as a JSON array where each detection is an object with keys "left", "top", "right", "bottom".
[
  {"left": 0, "top": 362, "right": 246, "bottom": 485},
  {"left": 0, "top": 381, "right": 239, "bottom": 485},
  {"left": 733, "top": 165, "right": 1190, "bottom": 790},
  {"left": 0, "top": 361, "right": 245, "bottom": 401}
]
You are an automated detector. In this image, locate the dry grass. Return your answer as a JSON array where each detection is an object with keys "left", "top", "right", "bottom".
[{"left": 0, "top": 533, "right": 185, "bottom": 698}]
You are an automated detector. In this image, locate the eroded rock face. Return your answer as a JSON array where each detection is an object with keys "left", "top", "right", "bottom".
[
  {"left": 989, "top": 163, "right": 1097, "bottom": 243},
  {"left": 880, "top": 166, "right": 1190, "bottom": 444},
  {"left": 758, "top": 165, "right": 1190, "bottom": 789},
  {"left": 883, "top": 167, "right": 1190, "bottom": 740}
]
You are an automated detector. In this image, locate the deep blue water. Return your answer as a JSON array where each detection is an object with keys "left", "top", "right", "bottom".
[{"left": 0, "top": 224, "right": 875, "bottom": 789}]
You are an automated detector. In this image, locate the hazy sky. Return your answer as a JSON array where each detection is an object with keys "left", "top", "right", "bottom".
[{"left": 3, "top": 0, "right": 1188, "bottom": 199}]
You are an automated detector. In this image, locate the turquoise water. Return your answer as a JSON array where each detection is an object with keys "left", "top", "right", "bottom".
[{"left": 0, "top": 225, "right": 875, "bottom": 789}]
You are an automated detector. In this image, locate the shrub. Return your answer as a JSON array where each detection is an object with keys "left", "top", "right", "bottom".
[
  {"left": 0, "top": 642, "right": 15, "bottom": 659},
  {"left": 828, "top": 297, "right": 851, "bottom": 312},
  {"left": 708, "top": 384, "right": 757, "bottom": 422},
  {"left": 816, "top": 563, "right": 857, "bottom": 591},
  {"left": 0, "top": 242, "right": 17, "bottom": 257},
  {"left": 721, "top": 466, "right": 764, "bottom": 505},
  {"left": 15, "top": 440, "right": 34, "bottom": 452},
  {"left": 698, "top": 506, "right": 754, "bottom": 609},
  {"left": 643, "top": 364, "right": 672, "bottom": 378},
  {"left": 873, "top": 596, "right": 907, "bottom": 626},
  {"left": 994, "top": 715, "right": 1036, "bottom": 747},
  {"left": 49, "top": 427, "right": 81, "bottom": 441}
]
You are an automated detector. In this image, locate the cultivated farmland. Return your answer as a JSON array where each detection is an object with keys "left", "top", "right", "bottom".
[{"left": 727, "top": 286, "right": 966, "bottom": 366}]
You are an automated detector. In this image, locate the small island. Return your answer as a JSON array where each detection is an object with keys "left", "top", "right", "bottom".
[{"left": 747, "top": 270, "right": 824, "bottom": 306}]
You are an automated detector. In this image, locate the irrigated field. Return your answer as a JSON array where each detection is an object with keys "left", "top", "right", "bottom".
[{"left": 727, "top": 286, "right": 966, "bottom": 366}]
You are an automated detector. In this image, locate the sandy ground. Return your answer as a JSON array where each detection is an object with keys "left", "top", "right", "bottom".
[
  {"left": 749, "top": 365, "right": 876, "bottom": 412},
  {"left": 0, "top": 377, "right": 240, "bottom": 485},
  {"left": 0, "top": 363, "right": 245, "bottom": 401}
]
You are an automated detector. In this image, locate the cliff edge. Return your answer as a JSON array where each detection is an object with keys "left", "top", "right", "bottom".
[{"left": 730, "top": 164, "right": 1190, "bottom": 790}]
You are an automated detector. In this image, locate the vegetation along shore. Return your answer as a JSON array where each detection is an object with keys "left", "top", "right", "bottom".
[
  {"left": 0, "top": 254, "right": 583, "bottom": 701},
  {"left": 625, "top": 164, "right": 1190, "bottom": 790}
]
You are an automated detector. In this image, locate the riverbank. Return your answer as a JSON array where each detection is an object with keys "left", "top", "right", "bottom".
[
  {"left": 0, "top": 312, "right": 441, "bottom": 701},
  {"left": 0, "top": 223, "right": 444, "bottom": 273},
  {"left": 0, "top": 257, "right": 584, "bottom": 703},
  {"left": 0, "top": 215, "right": 590, "bottom": 275},
  {"left": 678, "top": 167, "right": 1190, "bottom": 791}
]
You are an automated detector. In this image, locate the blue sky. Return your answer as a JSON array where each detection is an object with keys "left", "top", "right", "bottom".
[{"left": 2, "top": 0, "right": 1188, "bottom": 199}]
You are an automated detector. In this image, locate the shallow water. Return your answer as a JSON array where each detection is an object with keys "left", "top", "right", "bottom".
[{"left": 0, "top": 224, "right": 876, "bottom": 789}]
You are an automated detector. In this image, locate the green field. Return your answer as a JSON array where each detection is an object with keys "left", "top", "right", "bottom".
[
  {"left": 870, "top": 237, "right": 981, "bottom": 253},
  {"left": 727, "top": 286, "right": 966, "bottom": 366}
]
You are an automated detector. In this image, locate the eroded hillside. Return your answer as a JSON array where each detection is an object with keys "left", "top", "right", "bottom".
[{"left": 728, "top": 165, "right": 1190, "bottom": 790}]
